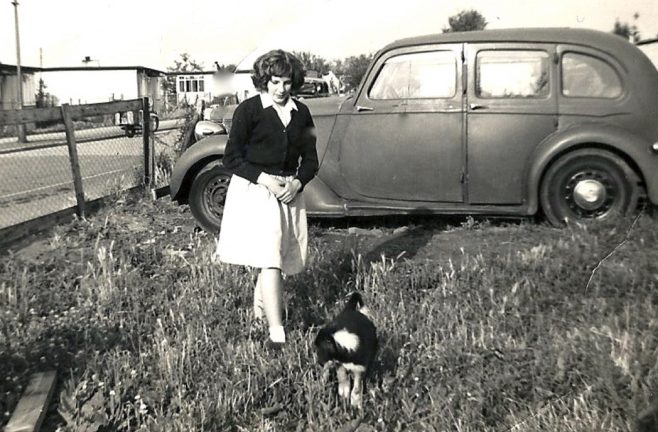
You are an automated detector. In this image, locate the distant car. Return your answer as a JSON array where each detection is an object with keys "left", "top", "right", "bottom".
[
  {"left": 171, "top": 28, "right": 658, "bottom": 232},
  {"left": 296, "top": 77, "right": 330, "bottom": 98},
  {"left": 118, "top": 110, "right": 159, "bottom": 138}
]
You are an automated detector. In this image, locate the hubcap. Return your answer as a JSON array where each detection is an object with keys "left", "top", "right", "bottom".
[
  {"left": 204, "top": 175, "right": 229, "bottom": 219},
  {"left": 564, "top": 170, "right": 617, "bottom": 218},
  {"left": 572, "top": 179, "right": 606, "bottom": 210}
]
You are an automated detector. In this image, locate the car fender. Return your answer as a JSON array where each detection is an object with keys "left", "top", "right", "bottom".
[
  {"left": 170, "top": 134, "right": 229, "bottom": 203},
  {"left": 526, "top": 123, "right": 658, "bottom": 213},
  {"left": 304, "top": 176, "right": 347, "bottom": 217}
]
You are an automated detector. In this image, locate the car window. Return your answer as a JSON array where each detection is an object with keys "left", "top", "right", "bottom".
[
  {"left": 476, "top": 50, "right": 550, "bottom": 98},
  {"left": 369, "top": 51, "right": 457, "bottom": 99},
  {"left": 561, "top": 53, "right": 622, "bottom": 98}
]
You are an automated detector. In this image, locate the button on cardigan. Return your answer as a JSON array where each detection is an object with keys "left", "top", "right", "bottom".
[{"left": 222, "top": 94, "right": 319, "bottom": 188}]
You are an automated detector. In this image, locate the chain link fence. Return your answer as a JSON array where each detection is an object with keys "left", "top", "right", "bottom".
[{"left": 0, "top": 98, "right": 187, "bottom": 244}]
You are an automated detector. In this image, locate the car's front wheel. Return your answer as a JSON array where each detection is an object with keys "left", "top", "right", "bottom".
[
  {"left": 540, "top": 148, "right": 640, "bottom": 226},
  {"left": 189, "top": 163, "right": 231, "bottom": 233}
]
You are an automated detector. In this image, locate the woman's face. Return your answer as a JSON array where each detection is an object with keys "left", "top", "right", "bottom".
[{"left": 267, "top": 75, "right": 293, "bottom": 105}]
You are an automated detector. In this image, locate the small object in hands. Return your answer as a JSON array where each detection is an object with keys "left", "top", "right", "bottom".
[{"left": 314, "top": 292, "right": 378, "bottom": 408}]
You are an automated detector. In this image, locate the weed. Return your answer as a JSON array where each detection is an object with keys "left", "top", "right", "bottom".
[{"left": 0, "top": 200, "right": 656, "bottom": 431}]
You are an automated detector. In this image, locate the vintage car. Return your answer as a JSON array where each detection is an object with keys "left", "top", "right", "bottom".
[
  {"left": 171, "top": 28, "right": 658, "bottom": 233},
  {"left": 297, "top": 77, "right": 330, "bottom": 98}
]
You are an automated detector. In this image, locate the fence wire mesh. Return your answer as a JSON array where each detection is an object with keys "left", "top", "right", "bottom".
[
  {"left": 0, "top": 120, "right": 77, "bottom": 229},
  {"left": 0, "top": 100, "right": 189, "bottom": 234},
  {"left": 75, "top": 112, "right": 145, "bottom": 201}
]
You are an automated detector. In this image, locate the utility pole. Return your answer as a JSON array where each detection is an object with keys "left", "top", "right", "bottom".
[{"left": 12, "top": 0, "right": 26, "bottom": 143}]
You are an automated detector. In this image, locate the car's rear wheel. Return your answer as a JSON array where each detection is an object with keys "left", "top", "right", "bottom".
[
  {"left": 189, "top": 163, "right": 231, "bottom": 234},
  {"left": 540, "top": 148, "right": 640, "bottom": 226}
]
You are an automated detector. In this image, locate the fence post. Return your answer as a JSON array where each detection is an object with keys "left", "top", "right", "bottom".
[
  {"left": 61, "top": 103, "right": 86, "bottom": 218},
  {"left": 142, "top": 97, "right": 152, "bottom": 187}
]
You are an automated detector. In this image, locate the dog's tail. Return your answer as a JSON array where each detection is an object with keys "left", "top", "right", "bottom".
[{"left": 345, "top": 292, "right": 364, "bottom": 311}]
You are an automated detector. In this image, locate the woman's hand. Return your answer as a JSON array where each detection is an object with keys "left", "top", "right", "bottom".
[
  {"left": 257, "top": 173, "right": 286, "bottom": 197},
  {"left": 278, "top": 179, "right": 302, "bottom": 204}
]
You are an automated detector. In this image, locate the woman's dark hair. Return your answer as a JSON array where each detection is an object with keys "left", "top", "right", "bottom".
[{"left": 251, "top": 50, "right": 305, "bottom": 92}]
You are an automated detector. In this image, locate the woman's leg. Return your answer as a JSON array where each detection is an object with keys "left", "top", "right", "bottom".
[
  {"left": 259, "top": 267, "right": 285, "bottom": 343},
  {"left": 254, "top": 272, "right": 264, "bottom": 321}
]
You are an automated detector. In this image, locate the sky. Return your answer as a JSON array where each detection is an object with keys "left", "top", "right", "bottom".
[{"left": 1, "top": 0, "right": 657, "bottom": 71}]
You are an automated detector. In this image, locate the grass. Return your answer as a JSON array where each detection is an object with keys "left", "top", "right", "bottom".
[{"left": 0, "top": 195, "right": 656, "bottom": 431}]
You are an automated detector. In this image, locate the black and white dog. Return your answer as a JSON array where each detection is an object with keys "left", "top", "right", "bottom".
[{"left": 314, "top": 292, "right": 378, "bottom": 408}]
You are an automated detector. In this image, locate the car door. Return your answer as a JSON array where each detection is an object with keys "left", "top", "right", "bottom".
[
  {"left": 466, "top": 43, "right": 558, "bottom": 204},
  {"left": 338, "top": 44, "right": 464, "bottom": 202}
]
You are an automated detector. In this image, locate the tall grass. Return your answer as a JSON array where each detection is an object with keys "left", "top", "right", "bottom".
[{"left": 0, "top": 196, "right": 656, "bottom": 431}]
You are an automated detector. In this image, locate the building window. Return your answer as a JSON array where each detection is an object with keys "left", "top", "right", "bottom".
[{"left": 177, "top": 75, "right": 206, "bottom": 93}]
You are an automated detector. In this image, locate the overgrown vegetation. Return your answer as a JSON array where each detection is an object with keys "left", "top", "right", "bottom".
[{"left": 0, "top": 195, "right": 656, "bottom": 431}]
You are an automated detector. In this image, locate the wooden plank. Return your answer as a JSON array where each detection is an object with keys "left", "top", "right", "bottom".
[
  {"left": 4, "top": 371, "right": 57, "bottom": 432},
  {"left": 0, "top": 100, "right": 142, "bottom": 126},
  {"left": 61, "top": 104, "right": 86, "bottom": 218},
  {"left": 150, "top": 185, "right": 170, "bottom": 200},
  {"left": 0, "top": 106, "right": 62, "bottom": 126},
  {"left": 67, "top": 99, "right": 142, "bottom": 120},
  {"left": 142, "top": 97, "right": 152, "bottom": 186}
]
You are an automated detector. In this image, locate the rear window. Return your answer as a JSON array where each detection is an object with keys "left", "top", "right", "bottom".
[
  {"left": 561, "top": 53, "right": 622, "bottom": 98},
  {"left": 476, "top": 50, "right": 550, "bottom": 98},
  {"left": 369, "top": 51, "right": 457, "bottom": 99}
]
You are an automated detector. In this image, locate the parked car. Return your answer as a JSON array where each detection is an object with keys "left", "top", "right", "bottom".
[
  {"left": 193, "top": 93, "right": 238, "bottom": 142},
  {"left": 118, "top": 110, "right": 159, "bottom": 137},
  {"left": 296, "top": 77, "right": 330, "bottom": 98},
  {"left": 171, "top": 28, "right": 658, "bottom": 233}
]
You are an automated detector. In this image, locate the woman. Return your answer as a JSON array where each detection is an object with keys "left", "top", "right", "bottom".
[{"left": 216, "top": 49, "right": 318, "bottom": 347}]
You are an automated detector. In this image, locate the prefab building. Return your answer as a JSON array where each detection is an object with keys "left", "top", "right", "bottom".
[
  {"left": 39, "top": 66, "right": 165, "bottom": 109},
  {"left": 0, "top": 63, "right": 38, "bottom": 109}
]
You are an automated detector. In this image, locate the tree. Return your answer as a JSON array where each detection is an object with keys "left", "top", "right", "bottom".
[
  {"left": 293, "top": 51, "right": 329, "bottom": 76},
  {"left": 161, "top": 53, "right": 205, "bottom": 106},
  {"left": 35, "top": 78, "right": 50, "bottom": 108},
  {"left": 443, "top": 9, "right": 487, "bottom": 33},
  {"left": 34, "top": 78, "right": 58, "bottom": 127},
  {"left": 339, "top": 54, "right": 374, "bottom": 91},
  {"left": 214, "top": 62, "right": 236, "bottom": 73},
  {"left": 612, "top": 13, "right": 641, "bottom": 43}
]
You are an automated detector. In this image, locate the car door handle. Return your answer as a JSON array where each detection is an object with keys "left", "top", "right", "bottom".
[
  {"left": 356, "top": 105, "right": 374, "bottom": 112},
  {"left": 469, "top": 103, "right": 488, "bottom": 110}
]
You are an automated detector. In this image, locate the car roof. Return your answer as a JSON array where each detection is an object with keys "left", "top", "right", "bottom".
[{"left": 382, "top": 27, "right": 631, "bottom": 54}]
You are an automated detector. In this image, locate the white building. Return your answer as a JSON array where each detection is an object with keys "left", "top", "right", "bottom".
[
  {"left": 0, "top": 63, "right": 38, "bottom": 109},
  {"left": 39, "top": 66, "right": 165, "bottom": 109},
  {"left": 173, "top": 70, "right": 241, "bottom": 105}
]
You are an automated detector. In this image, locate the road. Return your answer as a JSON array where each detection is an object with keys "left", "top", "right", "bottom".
[
  {"left": 0, "top": 119, "right": 184, "bottom": 153},
  {"left": 0, "top": 125, "right": 181, "bottom": 230}
]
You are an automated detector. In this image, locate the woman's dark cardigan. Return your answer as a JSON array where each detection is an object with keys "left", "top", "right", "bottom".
[{"left": 222, "top": 95, "right": 319, "bottom": 188}]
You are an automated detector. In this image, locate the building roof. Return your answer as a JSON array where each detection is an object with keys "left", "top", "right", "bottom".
[
  {"left": 0, "top": 63, "right": 165, "bottom": 76},
  {"left": 166, "top": 71, "right": 217, "bottom": 76},
  {"left": 41, "top": 65, "right": 166, "bottom": 76},
  {"left": 637, "top": 38, "right": 658, "bottom": 46},
  {"left": 0, "top": 63, "right": 41, "bottom": 74}
]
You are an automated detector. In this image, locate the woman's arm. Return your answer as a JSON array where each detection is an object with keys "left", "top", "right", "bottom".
[
  {"left": 222, "top": 102, "right": 263, "bottom": 184},
  {"left": 294, "top": 107, "right": 319, "bottom": 189}
]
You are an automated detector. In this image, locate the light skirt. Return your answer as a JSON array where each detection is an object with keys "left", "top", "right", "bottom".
[{"left": 215, "top": 174, "right": 307, "bottom": 275}]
